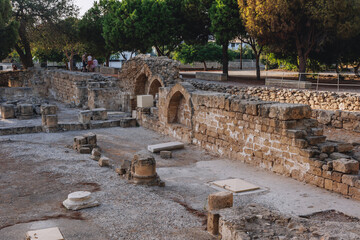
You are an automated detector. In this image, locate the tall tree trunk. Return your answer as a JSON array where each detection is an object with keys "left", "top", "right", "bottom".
[
  {"left": 105, "top": 53, "right": 111, "bottom": 67},
  {"left": 298, "top": 53, "right": 307, "bottom": 81},
  {"left": 203, "top": 61, "right": 207, "bottom": 71},
  {"left": 239, "top": 40, "right": 243, "bottom": 70},
  {"left": 16, "top": 21, "right": 34, "bottom": 69},
  {"left": 222, "top": 43, "right": 229, "bottom": 76},
  {"left": 255, "top": 54, "right": 261, "bottom": 81},
  {"left": 155, "top": 46, "right": 164, "bottom": 56}
]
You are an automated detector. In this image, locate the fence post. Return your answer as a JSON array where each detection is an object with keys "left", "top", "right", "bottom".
[
  {"left": 337, "top": 74, "right": 340, "bottom": 92},
  {"left": 298, "top": 73, "right": 301, "bottom": 89}
]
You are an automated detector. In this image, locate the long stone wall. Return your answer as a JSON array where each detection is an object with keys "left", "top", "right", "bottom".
[
  {"left": 137, "top": 83, "right": 360, "bottom": 200},
  {"left": 187, "top": 80, "right": 360, "bottom": 111}
]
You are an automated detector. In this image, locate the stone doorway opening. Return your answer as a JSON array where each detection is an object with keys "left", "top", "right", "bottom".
[{"left": 167, "top": 91, "right": 191, "bottom": 127}]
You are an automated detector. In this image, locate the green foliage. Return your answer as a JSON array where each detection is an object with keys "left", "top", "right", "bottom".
[
  {"left": 33, "top": 48, "right": 65, "bottom": 63},
  {"left": 209, "top": 0, "right": 244, "bottom": 46},
  {"left": 0, "top": 0, "right": 18, "bottom": 60},
  {"left": 174, "top": 42, "right": 238, "bottom": 64},
  {"left": 238, "top": 0, "right": 360, "bottom": 75},
  {"left": 11, "top": 0, "right": 78, "bottom": 68},
  {"left": 79, "top": 1, "right": 112, "bottom": 61},
  {"left": 103, "top": 0, "right": 187, "bottom": 56}
]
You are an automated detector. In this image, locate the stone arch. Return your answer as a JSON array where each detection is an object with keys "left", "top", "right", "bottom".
[
  {"left": 147, "top": 76, "right": 164, "bottom": 97},
  {"left": 165, "top": 83, "right": 194, "bottom": 128},
  {"left": 134, "top": 73, "right": 149, "bottom": 96}
]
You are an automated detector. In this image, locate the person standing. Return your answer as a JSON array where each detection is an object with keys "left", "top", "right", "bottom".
[
  {"left": 82, "top": 53, "right": 87, "bottom": 72},
  {"left": 87, "top": 54, "right": 93, "bottom": 72}
]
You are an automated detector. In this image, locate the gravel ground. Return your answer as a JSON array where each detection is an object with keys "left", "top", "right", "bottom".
[{"left": 1, "top": 126, "right": 360, "bottom": 239}]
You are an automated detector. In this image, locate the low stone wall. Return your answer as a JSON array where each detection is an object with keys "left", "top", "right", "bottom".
[
  {"left": 0, "top": 70, "right": 34, "bottom": 87},
  {"left": 313, "top": 109, "right": 360, "bottom": 132},
  {"left": 187, "top": 79, "right": 360, "bottom": 111},
  {"left": 137, "top": 83, "right": 360, "bottom": 200}
]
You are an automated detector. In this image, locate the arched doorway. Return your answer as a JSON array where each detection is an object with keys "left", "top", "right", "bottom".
[
  {"left": 148, "top": 79, "right": 162, "bottom": 97},
  {"left": 134, "top": 73, "right": 148, "bottom": 96},
  {"left": 167, "top": 91, "right": 191, "bottom": 127}
]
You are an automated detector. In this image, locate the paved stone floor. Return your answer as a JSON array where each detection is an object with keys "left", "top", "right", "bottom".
[{"left": 0, "top": 127, "right": 360, "bottom": 239}]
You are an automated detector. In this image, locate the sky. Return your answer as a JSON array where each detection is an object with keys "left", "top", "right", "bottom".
[{"left": 75, "top": 0, "right": 96, "bottom": 16}]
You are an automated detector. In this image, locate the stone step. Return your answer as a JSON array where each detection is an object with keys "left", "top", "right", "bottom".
[{"left": 148, "top": 142, "right": 185, "bottom": 153}]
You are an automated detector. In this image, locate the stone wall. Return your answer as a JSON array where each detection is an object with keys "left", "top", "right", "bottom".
[
  {"left": 187, "top": 79, "right": 360, "bottom": 111},
  {"left": 137, "top": 83, "right": 360, "bottom": 200},
  {"left": 313, "top": 109, "right": 360, "bottom": 132},
  {"left": 0, "top": 70, "right": 34, "bottom": 87}
]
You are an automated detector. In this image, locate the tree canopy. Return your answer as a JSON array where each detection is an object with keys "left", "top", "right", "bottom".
[
  {"left": 209, "top": 0, "right": 245, "bottom": 76},
  {"left": 11, "top": 0, "right": 78, "bottom": 68},
  {"left": 0, "top": 0, "right": 18, "bottom": 61}
]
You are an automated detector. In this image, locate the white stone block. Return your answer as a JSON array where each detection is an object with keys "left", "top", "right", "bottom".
[
  {"left": 26, "top": 227, "right": 64, "bottom": 240},
  {"left": 137, "top": 95, "right": 153, "bottom": 108},
  {"left": 148, "top": 142, "right": 184, "bottom": 153},
  {"left": 62, "top": 191, "right": 99, "bottom": 210}
]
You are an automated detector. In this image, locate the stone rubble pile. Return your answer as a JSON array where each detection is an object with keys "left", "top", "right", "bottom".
[{"left": 73, "top": 132, "right": 98, "bottom": 154}]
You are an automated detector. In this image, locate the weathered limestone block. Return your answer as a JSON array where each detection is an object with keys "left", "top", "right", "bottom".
[
  {"left": 160, "top": 150, "right": 172, "bottom": 159},
  {"left": 208, "top": 192, "right": 233, "bottom": 211},
  {"left": 330, "top": 152, "right": 351, "bottom": 160},
  {"left": 268, "top": 103, "right": 311, "bottom": 120},
  {"left": 0, "top": 104, "right": 15, "bottom": 119},
  {"left": 91, "top": 108, "right": 108, "bottom": 120},
  {"left": 207, "top": 212, "right": 220, "bottom": 235},
  {"left": 99, "top": 157, "right": 110, "bottom": 167},
  {"left": 91, "top": 148, "right": 101, "bottom": 161},
  {"left": 333, "top": 159, "right": 359, "bottom": 174},
  {"left": 79, "top": 110, "right": 93, "bottom": 123},
  {"left": 317, "top": 111, "right": 333, "bottom": 125},
  {"left": 334, "top": 142, "right": 354, "bottom": 153},
  {"left": 40, "top": 104, "right": 57, "bottom": 115},
  {"left": 128, "top": 151, "right": 164, "bottom": 186},
  {"left": 137, "top": 95, "right": 154, "bottom": 108},
  {"left": 45, "top": 115, "right": 58, "bottom": 128},
  {"left": 18, "top": 104, "right": 33, "bottom": 119}
]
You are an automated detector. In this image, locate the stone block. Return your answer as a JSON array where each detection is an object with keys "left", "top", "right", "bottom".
[
  {"left": 19, "top": 104, "right": 33, "bottom": 116},
  {"left": 332, "top": 182, "right": 349, "bottom": 195},
  {"left": 306, "top": 136, "right": 326, "bottom": 145},
  {"left": 148, "top": 142, "right": 184, "bottom": 153},
  {"left": 334, "top": 142, "right": 354, "bottom": 153},
  {"left": 79, "top": 110, "right": 93, "bottom": 123},
  {"left": 91, "top": 148, "right": 101, "bottom": 161},
  {"left": 317, "top": 111, "right": 333, "bottom": 125},
  {"left": 342, "top": 174, "right": 360, "bottom": 187},
  {"left": 160, "top": 151, "right": 172, "bottom": 159},
  {"left": 40, "top": 104, "right": 57, "bottom": 115},
  {"left": 208, "top": 191, "right": 233, "bottom": 211},
  {"left": 79, "top": 147, "right": 91, "bottom": 154},
  {"left": 45, "top": 115, "right": 58, "bottom": 128},
  {"left": 92, "top": 108, "right": 108, "bottom": 120},
  {"left": 317, "top": 142, "right": 336, "bottom": 154},
  {"left": 0, "top": 104, "right": 15, "bottom": 119},
  {"left": 333, "top": 158, "right": 359, "bottom": 174},
  {"left": 26, "top": 227, "right": 64, "bottom": 240},
  {"left": 84, "top": 132, "right": 97, "bottom": 145},
  {"left": 265, "top": 78, "right": 312, "bottom": 89},
  {"left": 268, "top": 103, "right": 312, "bottom": 120},
  {"left": 207, "top": 212, "right": 220, "bottom": 235},
  {"left": 99, "top": 157, "right": 110, "bottom": 167},
  {"left": 330, "top": 152, "right": 351, "bottom": 160},
  {"left": 137, "top": 95, "right": 154, "bottom": 108}
]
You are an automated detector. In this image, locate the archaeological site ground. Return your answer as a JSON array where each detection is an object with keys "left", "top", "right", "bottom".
[{"left": 1, "top": 56, "right": 360, "bottom": 239}]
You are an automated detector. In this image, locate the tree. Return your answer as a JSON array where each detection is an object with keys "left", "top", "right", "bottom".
[
  {"left": 79, "top": 1, "right": 113, "bottom": 66},
  {"left": 174, "top": 42, "right": 236, "bottom": 70},
  {"left": 11, "top": 0, "right": 77, "bottom": 69},
  {"left": 34, "top": 18, "right": 84, "bottom": 71},
  {"left": 0, "top": 0, "right": 18, "bottom": 61},
  {"left": 209, "top": 0, "right": 245, "bottom": 76},
  {"left": 238, "top": 33, "right": 263, "bottom": 80},
  {"left": 238, "top": 0, "right": 360, "bottom": 80}
]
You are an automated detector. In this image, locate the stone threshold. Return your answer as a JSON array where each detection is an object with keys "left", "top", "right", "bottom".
[{"left": 0, "top": 118, "right": 137, "bottom": 136}]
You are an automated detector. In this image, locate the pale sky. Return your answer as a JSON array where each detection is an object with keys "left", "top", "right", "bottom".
[{"left": 75, "top": 0, "right": 97, "bottom": 16}]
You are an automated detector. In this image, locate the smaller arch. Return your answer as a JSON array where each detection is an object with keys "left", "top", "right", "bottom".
[
  {"left": 134, "top": 73, "right": 148, "bottom": 96},
  {"left": 148, "top": 78, "right": 163, "bottom": 97},
  {"left": 165, "top": 83, "right": 194, "bottom": 128}
]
